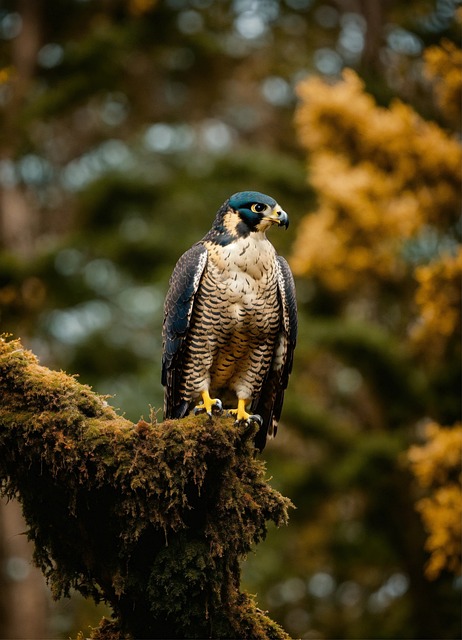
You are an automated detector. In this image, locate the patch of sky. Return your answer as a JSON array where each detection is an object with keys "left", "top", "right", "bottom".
[
  {"left": 314, "top": 47, "right": 343, "bottom": 75},
  {"left": 261, "top": 76, "right": 293, "bottom": 107},
  {"left": 233, "top": 0, "right": 280, "bottom": 40},
  {"left": 402, "top": 225, "right": 460, "bottom": 265},
  {"left": 5, "top": 556, "right": 30, "bottom": 582},
  {"left": 368, "top": 573, "right": 409, "bottom": 612},
  {"left": 84, "top": 259, "right": 123, "bottom": 296},
  {"left": 337, "top": 12, "right": 366, "bottom": 62},
  {"left": 119, "top": 216, "right": 150, "bottom": 242},
  {"left": 0, "top": 159, "right": 17, "bottom": 187},
  {"left": 18, "top": 154, "right": 53, "bottom": 186},
  {"left": 37, "top": 43, "right": 64, "bottom": 68},
  {"left": 144, "top": 123, "right": 195, "bottom": 153},
  {"left": 116, "top": 286, "right": 163, "bottom": 326},
  {"left": 177, "top": 10, "right": 204, "bottom": 34},
  {"left": 335, "top": 367, "right": 363, "bottom": 395},
  {"left": 235, "top": 11, "right": 268, "bottom": 38},
  {"left": 61, "top": 140, "right": 131, "bottom": 191},
  {"left": 419, "top": 0, "right": 459, "bottom": 32},
  {"left": 0, "top": 12, "right": 22, "bottom": 39},
  {"left": 200, "top": 119, "right": 234, "bottom": 152},
  {"left": 307, "top": 572, "right": 336, "bottom": 598},
  {"left": 267, "top": 576, "right": 306, "bottom": 607},
  {"left": 100, "top": 93, "right": 129, "bottom": 127},
  {"left": 46, "top": 300, "right": 112, "bottom": 345},
  {"left": 54, "top": 248, "right": 84, "bottom": 277},
  {"left": 386, "top": 25, "right": 423, "bottom": 56}
]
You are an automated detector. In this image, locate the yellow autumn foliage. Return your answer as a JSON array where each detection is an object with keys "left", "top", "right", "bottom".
[
  {"left": 293, "top": 40, "right": 462, "bottom": 586},
  {"left": 411, "top": 249, "right": 462, "bottom": 359},
  {"left": 292, "top": 68, "right": 462, "bottom": 291},
  {"left": 0, "top": 66, "right": 13, "bottom": 84},
  {"left": 424, "top": 39, "right": 462, "bottom": 129},
  {"left": 408, "top": 423, "right": 462, "bottom": 579}
]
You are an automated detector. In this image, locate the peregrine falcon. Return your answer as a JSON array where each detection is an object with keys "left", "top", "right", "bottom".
[{"left": 162, "top": 191, "right": 297, "bottom": 451}]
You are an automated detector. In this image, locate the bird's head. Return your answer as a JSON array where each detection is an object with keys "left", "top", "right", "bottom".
[{"left": 228, "top": 191, "right": 289, "bottom": 233}]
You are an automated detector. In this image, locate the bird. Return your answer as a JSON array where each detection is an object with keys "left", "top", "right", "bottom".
[{"left": 161, "top": 191, "right": 297, "bottom": 451}]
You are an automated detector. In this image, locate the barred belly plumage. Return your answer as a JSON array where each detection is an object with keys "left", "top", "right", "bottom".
[{"left": 180, "top": 237, "right": 281, "bottom": 403}]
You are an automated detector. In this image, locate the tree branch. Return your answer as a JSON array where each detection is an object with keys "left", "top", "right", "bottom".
[{"left": 0, "top": 337, "right": 292, "bottom": 639}]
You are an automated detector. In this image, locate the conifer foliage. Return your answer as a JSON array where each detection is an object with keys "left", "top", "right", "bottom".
[
  {"left": 0, "top": 337, "right": 291, "bottom": 639},
  {"left": 277, "top": 38, "right": 461, "bottom": 637}
]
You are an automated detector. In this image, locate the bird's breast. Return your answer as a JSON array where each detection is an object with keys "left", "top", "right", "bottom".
[
  {"left": 201, "top": 235, "right": 280, "bottom": 334},
  {"left": 206, "top": 234, "right": 276, "bottom": 280}
]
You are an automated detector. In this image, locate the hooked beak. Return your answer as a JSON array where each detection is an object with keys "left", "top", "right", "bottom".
[{"left": 262, "top": 206, "right": 289, "bottom": 229}]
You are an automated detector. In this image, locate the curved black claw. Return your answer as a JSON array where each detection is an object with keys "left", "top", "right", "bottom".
[
  {"left": 193, "top": 405, "right": 205, "bottom": 416},
  {"left": 249, "top": 413, "right": 263, "bottom": 427},
  {"left": 234, "top": 414, "right": 263, "bottom": 427},
  {"left": 211, "top": 398, "right": 223, "bottom": 416},
  {"left": 193, "top": 398, "right": 223, "bottom": 419}
]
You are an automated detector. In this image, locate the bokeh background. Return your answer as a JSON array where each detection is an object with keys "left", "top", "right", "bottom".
[{"left": 0, "top": 0, "right": 461, "bottom": 638}]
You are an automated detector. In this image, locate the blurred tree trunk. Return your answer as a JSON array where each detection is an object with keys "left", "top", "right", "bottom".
[
  {"left": 0, "top": 0, "right": 42, "bottom": 256},
  {"left": 0, "top": 187, "right": 37, "bottom": 256},
  {"left": 0, "top": 499, "right": 48, "bottom": 639},
  {"left": 359, "top": 0, "right": 387, "bottom": 71},
  {"left": 0, "top": 4, "right": 48, "bottom": 635}
]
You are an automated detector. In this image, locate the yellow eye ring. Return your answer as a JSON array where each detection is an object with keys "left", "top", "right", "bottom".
[{"left": 251, "top": 203, "right": 267, "bottom": 213}]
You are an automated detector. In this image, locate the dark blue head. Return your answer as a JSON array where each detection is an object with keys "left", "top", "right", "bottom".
[{"left": 227, "top": 191, "right": 289, "bottom": 233}]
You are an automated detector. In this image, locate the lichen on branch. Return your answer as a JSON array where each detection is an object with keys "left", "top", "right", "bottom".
[{"left": 0, "top": 337, "right": 292, "bottom": 639}]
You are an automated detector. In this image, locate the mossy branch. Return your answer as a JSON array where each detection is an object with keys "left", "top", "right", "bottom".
[{"left": 0, "top": 337, "right": 292, "bottom": 639}]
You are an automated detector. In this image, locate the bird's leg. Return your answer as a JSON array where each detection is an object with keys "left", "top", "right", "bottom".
[
  {"left": 228, "top": 398, "right": 251, "bottom": 421},
  {"left": 193, "top": 390, "right": 223, "bottom": 418},
  {"left": 228, "top": 399, "right": 263, "bottom": 427}
]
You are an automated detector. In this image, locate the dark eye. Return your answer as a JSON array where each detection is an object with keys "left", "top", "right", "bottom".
[{"left": 251, "top": 203, "right": 267, "bottom": 213}]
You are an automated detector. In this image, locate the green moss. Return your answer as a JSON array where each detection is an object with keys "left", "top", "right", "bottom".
[{"left": 0, "top": 337, "right": 291, "bottom": 639}]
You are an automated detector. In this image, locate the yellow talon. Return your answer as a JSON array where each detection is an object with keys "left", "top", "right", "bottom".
[
  {"left": 229, "top": 399, "right": 263, "bottom": 428},
  {"left": 194, "top": 390, "right": 223, "bottom": 416},
  {"left": 228, "top": 398, "right": 251, "bottom": 422}
]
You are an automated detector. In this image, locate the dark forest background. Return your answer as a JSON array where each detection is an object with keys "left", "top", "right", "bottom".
[{"left": 0, "top": 0, "right": 460, "bottom": 638}]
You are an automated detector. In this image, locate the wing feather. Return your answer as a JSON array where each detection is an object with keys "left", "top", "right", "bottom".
[
  {"left": 252, "top": 255, "right": 297, "bottom": 451},
  {"left": 162, "top": 243, "right": 208, "bottom": 418}
]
